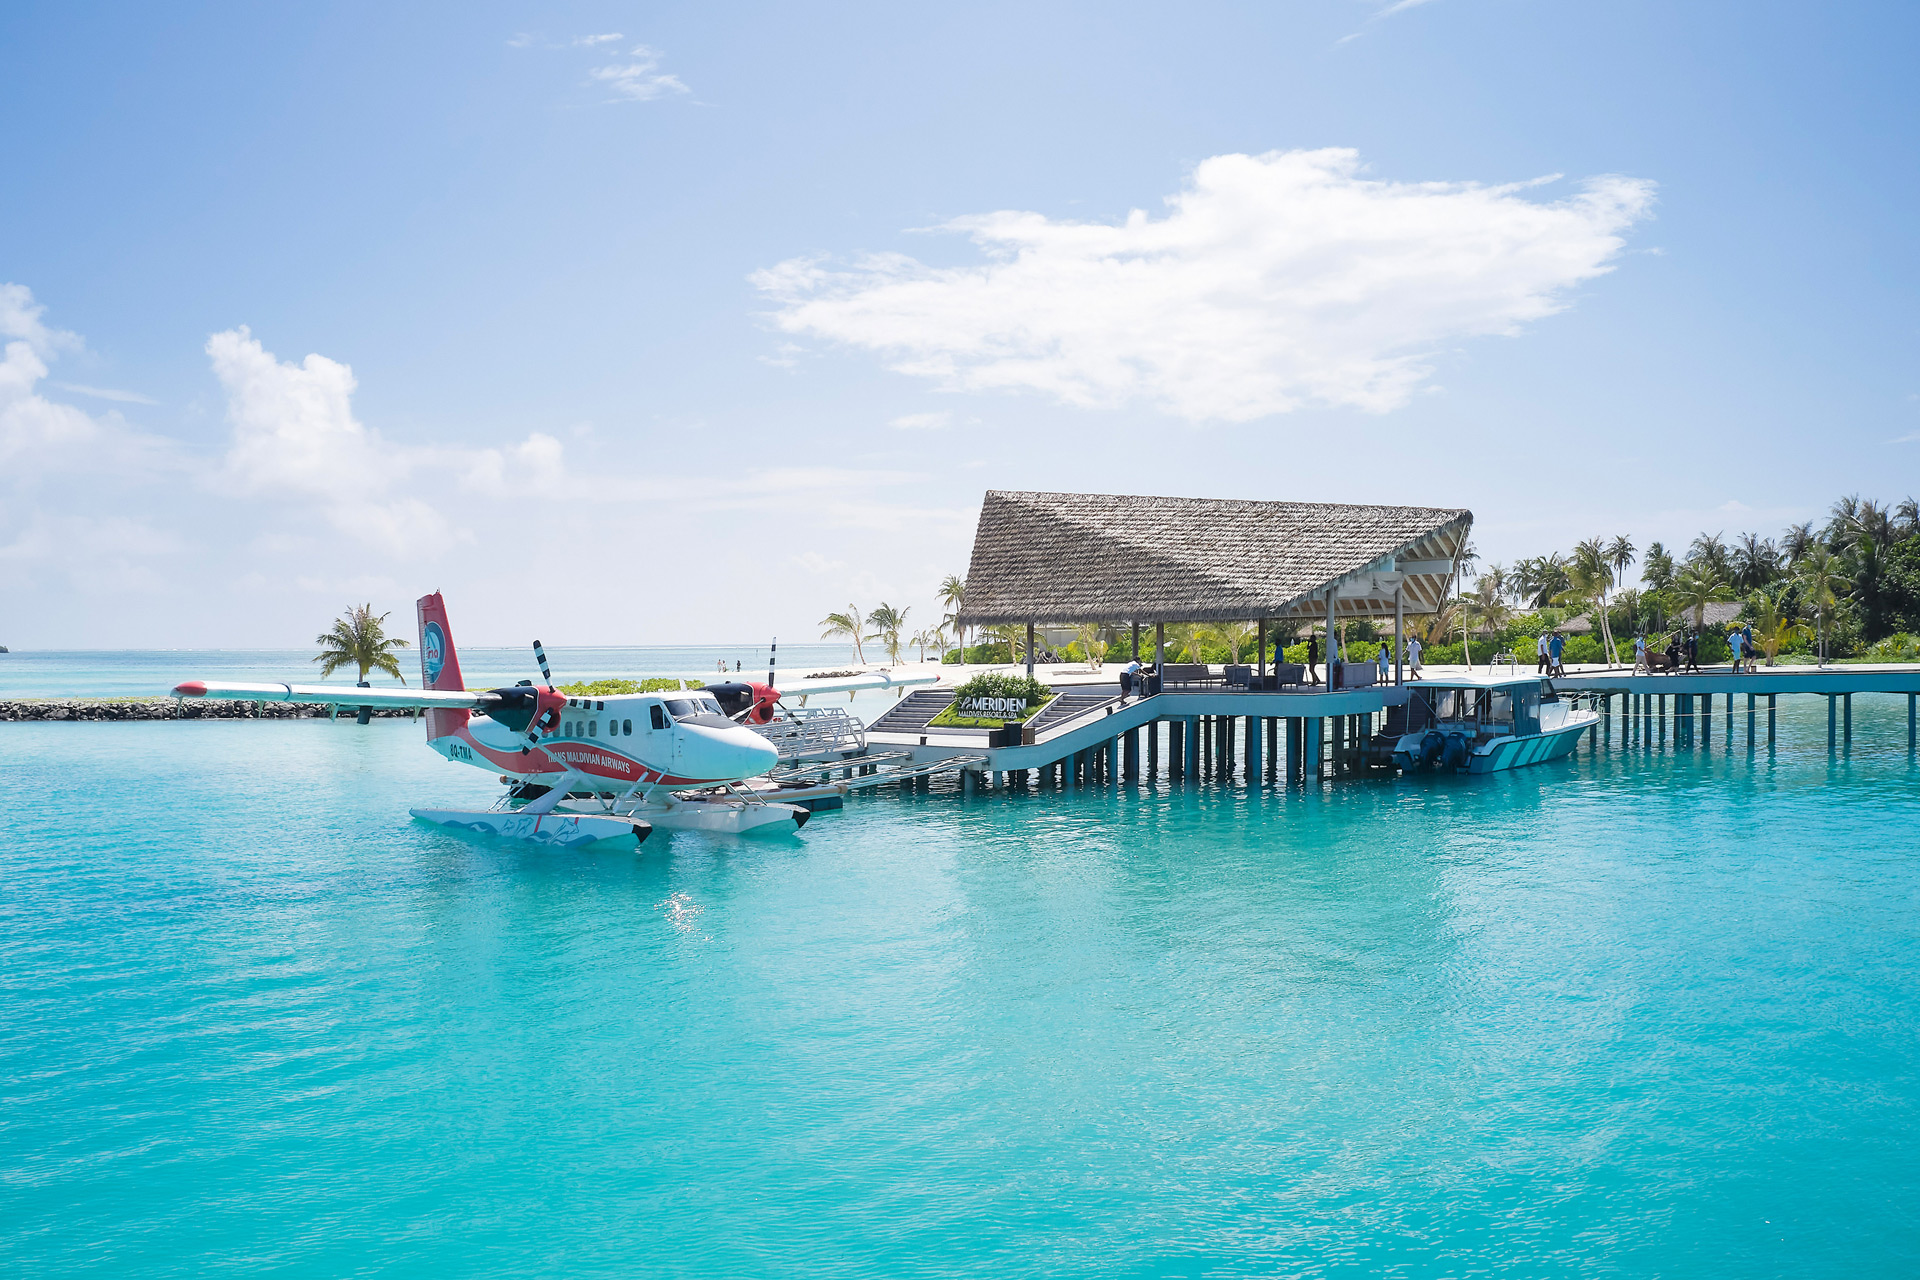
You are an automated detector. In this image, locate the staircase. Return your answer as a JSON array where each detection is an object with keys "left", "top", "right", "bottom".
[
  {"left": 865, "top": 689, "right": 956, "bottom": 735},
  {"left": 1028, "top": 688, "right": 1124, "bottom": 735}
]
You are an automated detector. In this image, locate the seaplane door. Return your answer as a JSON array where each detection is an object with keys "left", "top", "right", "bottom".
[{"left": 647, "top": 702, "right": 679, "bottom": 772}]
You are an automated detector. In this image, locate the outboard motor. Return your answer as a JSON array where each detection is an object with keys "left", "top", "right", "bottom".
[
  {"left": 1443, "top": 731, "right": 1469, "bottom": 771},
  {"left": 1420, "top": 731, "right": 1446, "bottom": 768}
]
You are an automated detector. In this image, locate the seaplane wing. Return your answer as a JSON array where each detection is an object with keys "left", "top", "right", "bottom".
[
  {"left": 171, "top": 680, "right": 498, "bottom": 710},
  {"left": 775, "top": 671, "right": 940, "bottom": 698}
]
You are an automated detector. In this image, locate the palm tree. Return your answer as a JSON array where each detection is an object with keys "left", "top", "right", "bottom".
[
  {"left": 1671, "top": 563, "right": 1734, "bottom": 629},
  {"left": 938, "top": 575, "right": 967, "bottom": 657},
  {"left": 1781, "top": 521, "right": 1817, "bottom": 566},
  {"left": 1749, "top": 589, "right": 1801, "bottom": 667},
  {"left": 819, "top": 606, "right": 866, "bottom": 664},
  {"left": 1462, "top": 581, "right": 1513, "bottom": 665},
  {"left": 1642, "top": 542, "right": 1676, "bottom": 592},
  {"left": 1687, "top": 531, "right": 1731, "bottom": 578},
  {"left": 866, "top": 604, "right": 909, "bottom": 665},
  {"left": 1797, "top": 547, "right": 1848, "bottom": 666},
  {"left": 1480, "top": 562, "right": 1510, "bottom": 605},
  {"left": 1823, "top": 494, "right": 1863, "bottom": 549},
  {"left": 314, "top": 604, "right": 410, "bottom": 684},
  {"left": 1073, "top": 621, "right": 1109, "bottom": 670},
  {"left": 1606, "top": 535, "right": 1636, "bottom": 589},
  {"left": 908, "top": 628, "right": 935, "bottom": 662},
  {"left": 1848, "top": 536, "right": 1889, "bottom": 640},
  {"left": 1517, "top": 552, "right": 1570, "bottom": 607},
  {"left": 1896, "top": 496, "right": 1919, "bottom": 539},
  {"left": 1731, "top": 533, "right": 1781, "bottom": 592},
  {"left": 1570, "top": 538, "right": 1619, "bottom": 663},
  {"left": 983, "top": 623, "right": 1028, "bottom": 661}
]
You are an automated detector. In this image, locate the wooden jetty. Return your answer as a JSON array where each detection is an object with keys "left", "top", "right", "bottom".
[{"left": 1550, "top": 664, "right": 1920, "bottom": 752}]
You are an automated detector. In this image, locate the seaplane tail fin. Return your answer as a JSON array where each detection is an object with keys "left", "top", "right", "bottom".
[{"left": 417, "top": 591, "right": 469, "bottom": 740}]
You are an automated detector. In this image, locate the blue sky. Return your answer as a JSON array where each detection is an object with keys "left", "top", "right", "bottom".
[{"left": 3, "top": 1, "right": 1917, "bottom": 648}]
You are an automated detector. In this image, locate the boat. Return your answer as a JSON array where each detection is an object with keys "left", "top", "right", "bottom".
[{"left": 1376, "top": 673, "right": 1597, "bottom": 774}]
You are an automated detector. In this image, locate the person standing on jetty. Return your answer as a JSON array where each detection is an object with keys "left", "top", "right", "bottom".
[
  {"left": 1535, "top": 633, "right": 1549, "bottom": 674},
  {"left": 1634, "top": 632, "right": 1649, "bottom": 673},
  {"left": 1406, "top": 634, "right": 1424, "bottom": 678},
  {"left": 1375, "top": 642, "right": 1390, "bottom": 684},
  {"left": 1685, "top": 631, "right": 1700, "bottom": 673},
  {"left": 1306, "top": 632, "right": 1321, "bottom": 685},
  {"left": 1547, "top": 631, "right": 1566, "bottom": 677},
  {"left": 1120, "top": 657, "right": 1140, "bottom": 699}
]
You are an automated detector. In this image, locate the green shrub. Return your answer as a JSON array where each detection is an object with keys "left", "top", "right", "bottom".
[
  {"left": 927, "top": 672, "right": 1055, "bottom": 727},
  {"left": 558, "top": 676, "right": 701, "bottom": 695},
  {"left": 1866, "top": 632, "right": 1920, "bottom": 662}
]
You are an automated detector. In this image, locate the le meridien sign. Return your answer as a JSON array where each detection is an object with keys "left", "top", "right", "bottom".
[{"left": 957, "top": 696, "right": 1029, "bottom": 716}]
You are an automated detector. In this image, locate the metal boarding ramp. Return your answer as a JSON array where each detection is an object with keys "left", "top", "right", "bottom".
[
  {"left": 748, "top": 705, "right": 866, "bottom": 762},
  {"left": 768, "top": 751, "right": 990, "bottom": 791}
]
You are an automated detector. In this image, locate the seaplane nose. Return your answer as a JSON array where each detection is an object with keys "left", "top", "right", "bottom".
[{"left": 679, "top": 721, "right": 779, "bottom": 778}]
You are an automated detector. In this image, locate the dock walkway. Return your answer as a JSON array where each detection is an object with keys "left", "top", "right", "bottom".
[{"left": 1551, "top": 663, "right": 1920, "bottom": 750}]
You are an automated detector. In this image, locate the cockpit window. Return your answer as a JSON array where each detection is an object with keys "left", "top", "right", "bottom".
[
  {"left": 649, "top": 705, "right": 668, "bottom": 731},
  {"left": 665, "top": 697, "right": 726, "bottom": 722}
]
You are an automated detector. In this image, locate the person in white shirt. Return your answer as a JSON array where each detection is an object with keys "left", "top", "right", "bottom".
[
  {"left": 1406, "top": 635, "right": 1424, "bottom": 677},
  {"left": 1375, "top": 642, "right": 1390, "bottom": 683},
  {"left": 1535, "top": 633, "right": 1549, "bottom": 674},
  {"left": 1121, "top": 658, "right": 1142, "bottom": 699}
]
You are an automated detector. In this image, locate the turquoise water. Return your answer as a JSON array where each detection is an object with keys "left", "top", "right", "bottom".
[
  {"left": 4, "top": 696, "right": 1919, "bottom": 1276},
  {"left": 0, "top": 645, "right": 861, "bottom": 698}
]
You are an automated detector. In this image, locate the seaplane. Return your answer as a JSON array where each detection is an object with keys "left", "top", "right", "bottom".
[{"left": 170, "top": 593, "right": 937, "bottom": 846}]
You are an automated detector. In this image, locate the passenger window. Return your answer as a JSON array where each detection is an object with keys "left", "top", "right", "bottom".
[
  {"left": 589, "top": 720, "right": 597, "bottom": 737},
  {"left": 650, "top": 705, "right": 668, "bottom": 731},
  {"left": 623, "top": 719, "right": 633, "bottom": 735},
  {"left": 562, "top": 720, "right": 571, "bottom": 736}
]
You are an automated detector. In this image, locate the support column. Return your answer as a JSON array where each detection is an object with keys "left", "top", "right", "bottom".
[
  {"left": 1171, "top": 719, "right": 1185, "bottom": 777},
  {"left": 1828, "top": 695, "right": 1837, "bottom": 751},
  {"left": 1746, "top": 694, "right": 1755, "bottom": 752},
  {"left": 1248, "top": 715, "right": 1263, "bottom": 783},
  {"left": 1026, "top": 621, "right": 1036, "bottom": 680},
  {"left": 1257, "top": 619, "right": 1266, "bottom": 681},
  {"left": 1844, "top": 693, "right": 1853, "bottom": 748},
  {"left": 1286, "top": 718, "right": 1301, "bottom": 783},
  {"left": 1659, "top": 693, "right": 1667, "bottom": 746},
  {"left": 1725, "top": 691, "right": 1733, "bottom": 747},
  {"left": 993, "top": 769, "right": 1003, "bottom": 790},
  {"left": 1769, "top": 694, "right": 1777, "bottom": 748},
  {"left": 1124, "top": 728, "right": 1139, "bottom": 779},
  {"left": 1148, "top": 719, "right": 1160, "bottom": 778},
  {"left": 1190, "top": 716, "right": 1202, "bottom": 779},
  {"left": 1911, "top": 693, "right": 1917, "bottom": 756},
  {"left": 962, "top": 769, "right": 975, "bottom": 798},
  {"left": 1394, "top": 584, "right": 1404, "bottom": 686},
  {"left": 1702, "top": 693, "right": 1711, "bottom": 748},
  {"left": 1132, "top": 622, "right": 1140, "bottom": 663},
  {"left": 1266, "top": 717, "right": 1278, "bottom": 781},
  {"left": 1155, "top": 623, "right": 1165, "bottom": 693},
  {"left": 1109, "top": 735, "right": 1120, "bottom": 786}
]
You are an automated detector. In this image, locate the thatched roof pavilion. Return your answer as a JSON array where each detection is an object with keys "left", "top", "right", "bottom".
[{"left": 959, "top": 490, "right": 1472, "bottom": 627}]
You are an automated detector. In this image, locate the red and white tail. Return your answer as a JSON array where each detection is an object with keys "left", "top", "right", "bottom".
[{"left": 417, "top": 592, "right": 468, "bottom": 740}]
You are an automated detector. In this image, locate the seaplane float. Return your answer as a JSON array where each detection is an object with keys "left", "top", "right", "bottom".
[{"left": 170, "top": 593, "right": 936, "bottom": 846}]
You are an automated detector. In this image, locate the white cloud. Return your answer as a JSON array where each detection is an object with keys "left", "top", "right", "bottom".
[
  {"left": 591, "top": 45, "right": 689, "bottom": 101},
  {"left": 574, "top": 32, "right": 623, "bottom": 46},
  {"left": 888, "top": 411, "right": 950, "bottom": 430},
  {"left": 0, "top": 283, "right": 170, "bottom": 476},
  {"left": 755, "top": 148, "right": 1655, "bottom": 422},
  {"left": 205, "top": 326, "right": 565, "bottom": 551},
  {"left": 1892, "top": 432, "right": 1920, "bottom": 445},
  {"left": 54, "top": 381, "right": 158, "bottom": 405}
]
